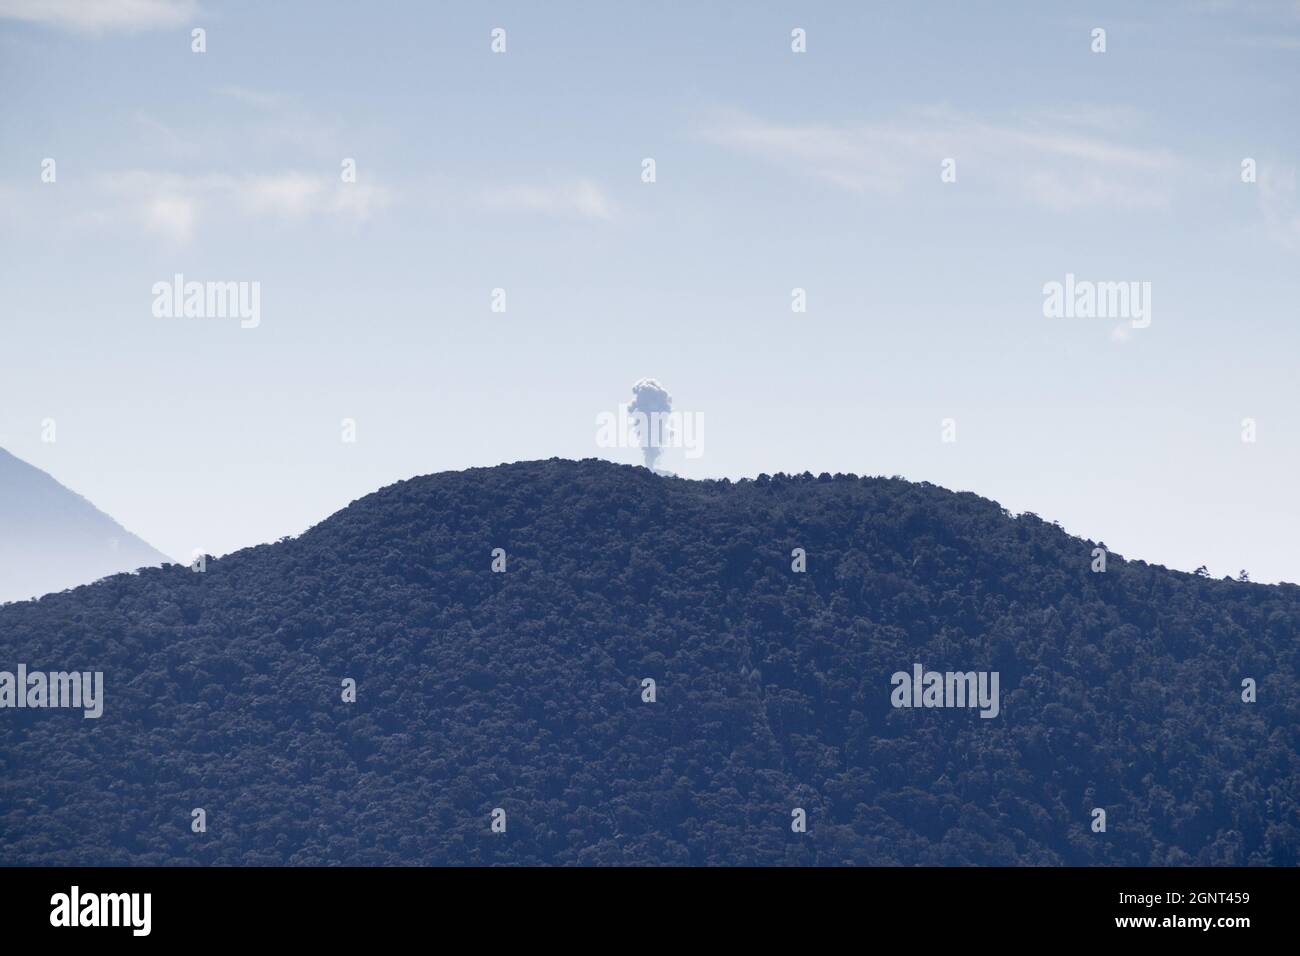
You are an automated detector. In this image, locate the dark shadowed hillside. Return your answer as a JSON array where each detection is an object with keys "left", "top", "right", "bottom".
[
  {"left": 0, "top": 459, "right": 1295, "bottom": 865},
  {"left": 0, "top": 446, "right": 172, "bottom": 605}
]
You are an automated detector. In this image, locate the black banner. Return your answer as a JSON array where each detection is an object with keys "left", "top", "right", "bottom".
[{"left": 0, "top": 866, "right": 1283, "bottom": 942}]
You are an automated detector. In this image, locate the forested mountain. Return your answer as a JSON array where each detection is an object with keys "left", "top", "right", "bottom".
[
  {"left": 0, "top": 458, "right": 1295, "bottom": 865},
  {"left": 0, "top": 446, "right": 171, "bottom": 605}
]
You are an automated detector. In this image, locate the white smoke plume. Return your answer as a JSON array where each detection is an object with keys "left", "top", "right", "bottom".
[{"left": 628, "top": 377, "right": 672, "bottom": 472}]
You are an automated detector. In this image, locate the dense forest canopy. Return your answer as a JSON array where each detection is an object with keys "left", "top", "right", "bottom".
[{"left": 1, "top": 458, "right": 1295, "bottom": 865}]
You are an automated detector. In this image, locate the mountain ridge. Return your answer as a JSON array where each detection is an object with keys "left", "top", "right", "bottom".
[{"left": 1, "top": 457, "right": 1295, "bottom": 865}]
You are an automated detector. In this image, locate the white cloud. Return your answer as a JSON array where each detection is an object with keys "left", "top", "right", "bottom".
[
  {"left": 239, "top": 173, "right": 325, "bottom": 218},
  {"left": 702, "top": 107, "right": 1179, "bottom": 211},
  {"left": 328, "top": 181, "right": 390, "bottom": 220},
  {"left": 1257, "top": 163, "right": 1300, "bottom": 252},
  {"left": 0, "top": 0, "right": 198, "bottom": 32},
  {"left": 101, "top": 170, "right": 394, "bottom": 241},
  {"left": 482, "top": 179, "right": 617, "bottom": 221},
  {"left": 143, "top": 194, "right": 197, "bottom": 242},
  {"left": 240, "top": 172, "right": 392, "bottom": 221},
  {"left": 215, "top": 86, "right": 294, "bottom": 111},
  {"left": 55, "top": 166, "right": 608, "bottom": 243}
]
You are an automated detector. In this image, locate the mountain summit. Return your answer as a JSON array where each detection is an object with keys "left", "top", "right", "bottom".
[
  {"left": 0, "top": 458, "right": 1295, "bottom": 865},
  {"left": 0, "top": 446, "right": 171, "bottom": 604}
]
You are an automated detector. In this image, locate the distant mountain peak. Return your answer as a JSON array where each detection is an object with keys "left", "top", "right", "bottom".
[{"left": 0, "top": 446, "right": 171, "bottom": 604}]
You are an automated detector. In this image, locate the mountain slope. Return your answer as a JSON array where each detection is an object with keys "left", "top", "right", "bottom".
[
  {"left": 0, "top": 446, "right": 172, "bottom": 605},
  {"left": 0, "top": 458, "right": 1295, "bottom": 865}
]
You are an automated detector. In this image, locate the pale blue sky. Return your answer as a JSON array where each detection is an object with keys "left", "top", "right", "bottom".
[{"left": 2, "top": 0, "right": 1298, "bottom": 583}]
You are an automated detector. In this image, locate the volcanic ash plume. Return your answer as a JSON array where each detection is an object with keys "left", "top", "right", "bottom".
[{"left": 628, "top": 378, "right": 672, "bottom": 471}]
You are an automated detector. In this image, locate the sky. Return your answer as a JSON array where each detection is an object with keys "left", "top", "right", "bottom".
[{"left": 1, "top": 0, "right": 1298, "bottom": 583}]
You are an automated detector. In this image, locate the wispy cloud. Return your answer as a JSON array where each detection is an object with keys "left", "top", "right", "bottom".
[
  {"left": 101, "top": 170, "right": 393, "bottom": 242},
  {"left": 216, "top": 86, "right": 296, "bottom": 111},
  {"left": 701, "top": 107, "right": 1180, "bottom": 211},
  {"left": 142, "top": 193, "right": 198, "bottom": 242},
  {"left": 1233, "top": 32, "right": 1300, "bottom": 48},
  {"left": 1257, "top": 163, "right": 1300, "bottom": 253},
  {"left": 25, "top": 167, "right": 609, "bottom": 245},
  {"left": 481, "top": 179, "right": 617, "bottom": 221},
  {"left": 132, "top": 112, "right": 202, "bottom": 160},
  {"left": 0, "top": 0, "right": 198, "bottom": 33}
]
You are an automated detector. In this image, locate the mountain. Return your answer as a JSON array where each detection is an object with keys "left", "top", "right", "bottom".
[
  {"left": 0, "top": 458, "right": 1295, "bottom": 865},
  {"left": 0, "top": 446, "right": 172, "bottom": 605}
]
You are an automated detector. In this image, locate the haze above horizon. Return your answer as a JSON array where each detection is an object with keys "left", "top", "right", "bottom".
[{"left": 2, "top": 0, "right": 1297, "bottom": 582}]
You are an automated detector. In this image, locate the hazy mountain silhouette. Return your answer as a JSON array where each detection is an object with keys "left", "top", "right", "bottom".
[
  {"left": 0, "top": 446, "right": 172, "bottom": 605},
  {"left": 0, "top": 458, "right": 1295, "bottom": 865}
]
